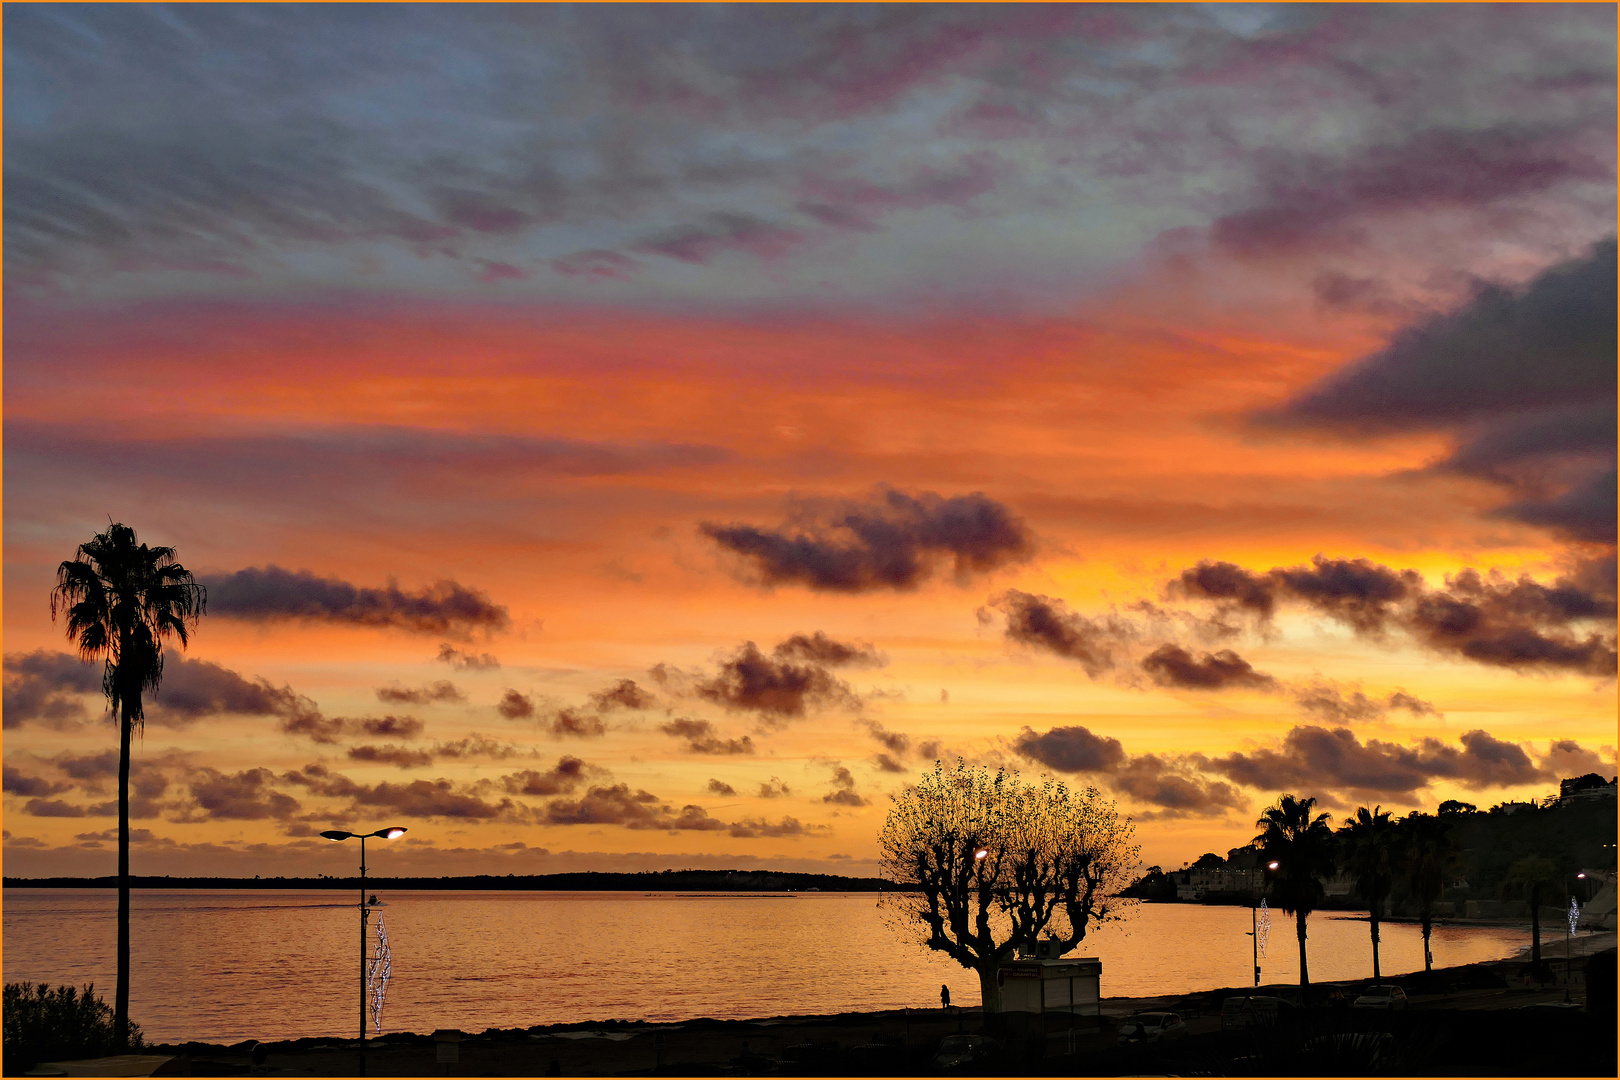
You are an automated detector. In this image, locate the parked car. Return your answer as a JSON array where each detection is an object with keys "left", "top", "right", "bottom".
[
  {"left": 1116, "top": 1012, "right": 1188, "bottom": 1045},
  {"left": 930, "top": 1034, "right": 1002, "bottom": 1070},
  {"left": 1351, "top": 985, "right": 1409, "bottom": 1010},
  {"left": 1220, "top": 994, "right": 1297, "bottom": 1029}
]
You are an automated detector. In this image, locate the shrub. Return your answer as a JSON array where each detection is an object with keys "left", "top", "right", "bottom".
[{"left": 2, "top": 982, "right": 143, "bottom": 1071}]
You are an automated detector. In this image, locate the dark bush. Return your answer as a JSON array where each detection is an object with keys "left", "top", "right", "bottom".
[{"left": 2, "top": 982, "right": 143, "bottom": 1072}]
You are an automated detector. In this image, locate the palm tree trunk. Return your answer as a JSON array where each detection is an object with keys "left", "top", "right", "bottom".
[
  {"left": 1420, "top": 907, "right": 1433, "bottom": 972},
  {"left": 116, "top": 705, "right": 132, "bottom": 1050},
  {"left": 1370, "top": 899, "right": 1381, "bottom": 982},
  {"left": 1529, "top": 884, "right": 1541, "bottom": 967},
  {"left": 1296, "top": 910, "right": 1310, "bottom": 988}
]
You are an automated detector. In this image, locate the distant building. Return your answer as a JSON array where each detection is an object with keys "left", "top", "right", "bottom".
[{"left": 1559, "top": 774, "right": 1617, "bottom": 806}]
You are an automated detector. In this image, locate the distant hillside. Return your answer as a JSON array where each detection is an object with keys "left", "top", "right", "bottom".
[{"left": 3, "top": 868, "right": 909, "bottom": 892}]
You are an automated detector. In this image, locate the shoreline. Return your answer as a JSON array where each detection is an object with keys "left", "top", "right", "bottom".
[{"left": 118, "top": 930, "right": 1612, "bottom": 1077}]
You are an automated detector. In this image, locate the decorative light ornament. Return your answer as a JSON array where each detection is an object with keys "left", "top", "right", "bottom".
[
  {"left": 1256, "top": 899, "right": 1271, "bottom": 957},
  {"left": 1568, "top": 897, "right": 1580, "bottom": 937},
  {"left": 367, "top": 914, "right": 392, "bottom": 1033}
]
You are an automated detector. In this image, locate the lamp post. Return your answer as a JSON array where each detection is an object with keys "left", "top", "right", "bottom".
[{"left": 322, "top": 826, "right": 407, "bottom": 1067}]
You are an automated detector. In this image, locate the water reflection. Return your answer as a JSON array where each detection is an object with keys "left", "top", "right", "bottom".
[{"left": 3, "top": 890, "right": 1530, "bottom": 1043}]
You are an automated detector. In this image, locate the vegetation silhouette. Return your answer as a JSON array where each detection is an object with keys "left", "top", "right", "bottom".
[
  {"left": 2, "top": 982, "right": 143, "bottom": 1072},
  {"left": 51, "top": 523, "right": 205, "bottom": 1049},
  {"left": 1338, "top": 804, "right": 1396, "bottom": 981},
  {"left": 1253, "top": 793, "right": 1336, "bottom": 989},
  {"left": 878, "top": 759, "right": 1138, "bottom": 1012},
  {"left": 1398, "top": 810, "right": 1461, "bottom": 971},
  {"left": 1502, "top": 854, "right": 1559, "bottom": 969}
]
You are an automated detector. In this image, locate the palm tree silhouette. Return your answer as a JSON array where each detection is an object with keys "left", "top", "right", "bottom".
[
  {"left": 1401, "top": 812, "right": 1459, "bottom": 972},
  {"left": 52, "top": 523, "right": 205, "bottom": 1048},
  {"left": 1254, "top": 794, "right": 1336, "bottom": 989},
  {"left": 1340, "top": 805, "right": 1396, "bottom": 981},
  {"left": 1503, "top": 855, "right": 1559, "bottom": 971}
]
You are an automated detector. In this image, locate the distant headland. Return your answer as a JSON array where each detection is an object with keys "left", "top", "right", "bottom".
[{"left": 2, "top": 868, "right": 906, "bottom": 892}]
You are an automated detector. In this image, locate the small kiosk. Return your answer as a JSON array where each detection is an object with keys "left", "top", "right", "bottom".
[{"left": 996, "top": 943, "right": 1102, "bottom": 1054}]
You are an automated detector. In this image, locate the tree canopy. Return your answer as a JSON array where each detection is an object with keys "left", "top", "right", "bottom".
[{"left": 878, "top": 759, "right": 1138, "bottom": 1010}]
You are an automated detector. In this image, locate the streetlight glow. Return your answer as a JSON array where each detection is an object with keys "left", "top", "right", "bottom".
[
  {"left": 974, "top": 848, "right": 989, "bottom": 860},
  {"left": 1267, "top": 861, "right": 1279, "bottom": 870},
  {"left": 321, "top": 823, "right": 411, "bottom": 1064}
]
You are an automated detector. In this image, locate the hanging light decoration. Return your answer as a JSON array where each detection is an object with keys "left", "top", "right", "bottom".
[
  {"left": 367, "top": 915, "right": 392, "bottom": 1033},
  {"left": 1256, "top": 899, "right": 1271, "bottom": 957},
  {"left": 1568, "top": 897, "right": 1580, "bottom": 937}
]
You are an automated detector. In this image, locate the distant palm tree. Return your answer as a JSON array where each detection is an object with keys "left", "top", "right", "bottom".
[
  {"left": 1503, "top": 855, "right": 1559, "bottom": 970},
  {"left": 52, "top": 524, "right": 205, "bottom": 1048},
  {"left": 1254, "top": 794, "right": 1336, "bottom": 989},
  {"left": 1340, "top": 805, "right": 1396, "bottom": 981},
  {"left": 1401, "top": 812, "right": 1459, "bottom": 972}
]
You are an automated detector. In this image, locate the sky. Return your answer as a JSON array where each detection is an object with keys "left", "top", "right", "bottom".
[{"left": 4, "top": 3, "right": 1616, "bottom": 882}]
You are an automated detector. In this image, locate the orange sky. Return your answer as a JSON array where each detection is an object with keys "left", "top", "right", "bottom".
[{"left": 4, "top": 5, "right": 1614, "bottom": 881}]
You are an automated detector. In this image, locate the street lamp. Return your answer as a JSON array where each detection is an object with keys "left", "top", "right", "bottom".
[
  {"left": 1248, "top": 860, "right": 1280, "bottom": 987},
  {"left": 322, "top": 826, "right": 407, "bottom": 1057}
]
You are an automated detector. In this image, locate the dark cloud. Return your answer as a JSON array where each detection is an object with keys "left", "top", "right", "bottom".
[
  {"left": 1214, "top": 130, "right": 1611, "bottom": 258},
  {"left": 346, "top": 745, "right": 434, "bottom": 769},
  {"left": 438, "top": 644, "right": 500, "bottom": 671},
  {"left": 1266, "top": 240, "right": 1617, "bottom": 544},
  {"left": 1205, "top": 725, "right": 1557, "bottom": 799},
  {"left": 1293, "top": 681, "right": 1439, "bottom": 723},
  {"left": 5, "top": 650, "right": 333, "bottom": 732},
  {"left": 1171, "top": 557, "right": 1615, "bottom": 677},
  {"left": 770, "top": 632, "right": 884, "bottom": 667},
  {"left": 1169, "top": 561, "right": 1275, "bottom": 618},
  {"left": 633, "top": 212, "right": 803, "bottom": 264},
  {"left": 430, "top": 735, "right": 528, "bottom": 761},
  {"left": 821, "top": 765, "right": 867, "bottom": 807},
  {"left": 376, "top": 680, "right": 465, "bottom": 705},
  {"left": 23, "top": 799, "right": 91, "bottom": 818},
  {"left": 208, "top": 565, "right": 510, "bottom": 636},
  {"left": 861, "top": 719, "right": 938, "bottom": 772},
  {"left": 543, "top": 784, "right": 725, "bottom": 831},
  {"left": 3, "top": 767, "right": 70, "bottom": 798},
  {"left": 692, "top": 641, "right": 860, "bottom": 722},
  {"left": 281, "top": 764, "right": 516, "bottom": 820},
  {"left": 1140, "top": 644, "right": 1276, "bottom": 691},
  {"left": 285, "top": 713, "right": 424, "bottom": 745},
  {"left": 1108, "top": 755, "right": 1248, "bottom": 819},
  {"left": 496, "top": 690, "right": 535, "bottom": 719},
  {"left": 660, "top": 717, "right": 756, "bottom": 755},
  {"left": 1403, "top": 569, "right": 1618, "bottom": 676},
  {"left": 728, "top": 816, "right": 825, "bottom": 839},
  {"left": 986, "top": 590, "right": 1132, "bottom": 677},
  {"left": 495, "top": 691, "right": 607, "bottom": 737},
  {"left": 702, "top": 488, "right": 1033, "bottom": 592},
  {"left": 758, "top": 777, "right": 792, "bottom": 799},
  {"left": 547, "top": 707, "right": 607, "bottom": 739},
  {"left": 1012, "top": 725, "right": 1126, "bottom": 773},
  {"left": 1011, "top": 724, "right": 1246, "bottom": 818},
  {"left": 1270, "top": 557, "right": 1421, "bottom": 634},
  {"left": 185, "top": 767, "right": 301, "bottom": 821},
  {"left": 706, "top": 778, "right": 738, "bottom": 797},
  {"left": 588, "top": 679, "right": 656, "bottom": 711},
  {"left": 52, "top": 751, "right": 122, "bottom": 782},
  {"left": 3, "top": 650, "right": 102, "bottom": 728},
  {"left": 1540, "top": 739, "right": 1614, "bottom": 778},
  {"left": 501, "top": 757, "right": 591, "bottom": 796}
]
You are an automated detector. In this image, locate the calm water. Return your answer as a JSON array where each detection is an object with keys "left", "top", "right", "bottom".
[{"left": 3, "top": 890, "right": 1533, "bottom": 1043}]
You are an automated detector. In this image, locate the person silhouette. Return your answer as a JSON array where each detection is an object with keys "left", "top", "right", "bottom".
[{"left": 940, "top": 984, "right": 951, "bottom": 1009}]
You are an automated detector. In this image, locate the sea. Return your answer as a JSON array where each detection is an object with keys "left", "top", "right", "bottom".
[{"left": 2, "top": 889, "right": 1535, "bottom": 1044}]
